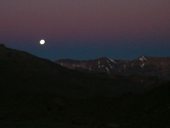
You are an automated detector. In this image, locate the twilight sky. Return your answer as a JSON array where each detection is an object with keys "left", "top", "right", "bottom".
[{"left": 0, "top": 0, "right": 170, "bottom": 60}]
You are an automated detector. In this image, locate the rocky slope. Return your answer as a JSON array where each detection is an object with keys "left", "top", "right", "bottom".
[{"left": 56, "top": 56, "right": 170, "bottom": 79}]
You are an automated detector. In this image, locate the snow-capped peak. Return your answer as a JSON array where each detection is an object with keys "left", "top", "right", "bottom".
[{"left": 139, "top": 56, "right": 147, "bottom": 62}]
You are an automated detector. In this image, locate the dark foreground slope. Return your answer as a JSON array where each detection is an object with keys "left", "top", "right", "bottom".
[{"left": 0, "top": 45, "right": 170, "bottom": 128}]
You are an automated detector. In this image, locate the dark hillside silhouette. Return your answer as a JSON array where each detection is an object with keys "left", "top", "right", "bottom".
[{"left": 0, "top": 45, "right": 169, "bottom": 128}]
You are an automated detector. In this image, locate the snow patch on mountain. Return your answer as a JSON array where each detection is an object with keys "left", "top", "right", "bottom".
[
  {"left": 105, "top": 67, "right": 110, "bottom": 73},
  {"left": 140, "top": 63, "right": 145, "bottom": 68},
  {"left": 108, "top": 58, "right": 117, "bottom": 63},
  {"left": 139, "top": 56, "right": 147, "bottom": 62}
]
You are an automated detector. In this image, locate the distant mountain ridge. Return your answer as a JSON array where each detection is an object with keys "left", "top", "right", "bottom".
[{"left": 56, "top": 56, "right": 170, "bottom": 79}]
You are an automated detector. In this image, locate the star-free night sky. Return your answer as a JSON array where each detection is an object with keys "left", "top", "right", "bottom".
[{"left": 0, "top": 0, "right": 170, "bottom": 60}]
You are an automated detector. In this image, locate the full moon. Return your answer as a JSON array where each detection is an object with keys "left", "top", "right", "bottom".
[{"left": 39, "top": 39, "right": 46, "bottom": 45}]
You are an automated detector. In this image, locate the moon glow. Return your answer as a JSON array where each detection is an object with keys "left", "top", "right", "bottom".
[{"left": 40, "top": 39, "right": 46, "bottom": 45}]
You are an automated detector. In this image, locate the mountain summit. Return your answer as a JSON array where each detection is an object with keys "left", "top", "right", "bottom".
[{"left": 56, "top": 56, "right": 170, "bottom": 79}]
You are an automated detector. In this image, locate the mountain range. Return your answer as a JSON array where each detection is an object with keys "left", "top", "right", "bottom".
[
  {"left": 0, "top": 44, "right": 170, "bottom": 128},
  {"left": 56, "top": 56, "right": 170, "bottom": 79}
]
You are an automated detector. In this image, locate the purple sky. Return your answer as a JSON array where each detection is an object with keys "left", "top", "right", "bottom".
[{"left": 0, "top": 0, "right": 170, "bottom": 60}]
